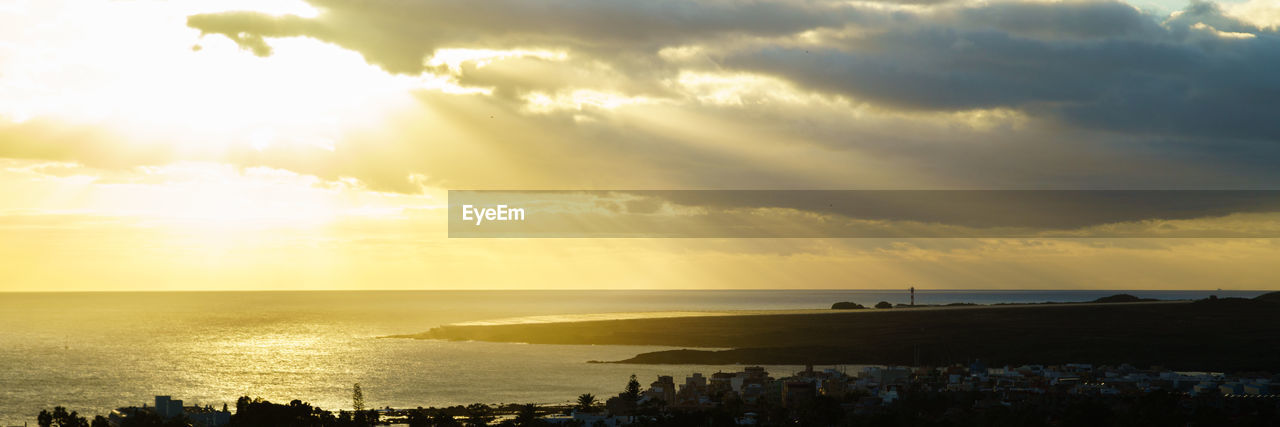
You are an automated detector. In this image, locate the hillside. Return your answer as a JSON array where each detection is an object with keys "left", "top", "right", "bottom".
[{"left": 399, "top": 298, "right": 1280, "bottom": 372}]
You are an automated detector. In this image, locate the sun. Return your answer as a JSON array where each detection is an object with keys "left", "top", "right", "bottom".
[{"left": 0, "top": 0, "right": 421, "bottom": 155}]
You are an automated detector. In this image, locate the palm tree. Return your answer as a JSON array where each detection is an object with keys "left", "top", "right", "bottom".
[
  {"left": 513, "top": 403, "right": 543, "bottom": 426},
  {"left": 576, "top": 393, "right": 597, "bottom": 412}
]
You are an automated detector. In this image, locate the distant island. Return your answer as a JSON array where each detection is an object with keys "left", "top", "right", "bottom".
[{"left": 396, "top": 293, "right": 1280, "bottom": 372}]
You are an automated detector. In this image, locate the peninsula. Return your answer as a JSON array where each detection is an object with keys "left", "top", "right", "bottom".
[{"left": 394, "top": 293, "right": 1280, "bottom": 372}]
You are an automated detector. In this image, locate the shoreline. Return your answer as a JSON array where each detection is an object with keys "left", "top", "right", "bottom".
[
  {"left": 393, "top": 295, "right": 1280, "bottom": 372},
  {"left": 385, "top": 298, "right": 1191, "bottom": 341}
]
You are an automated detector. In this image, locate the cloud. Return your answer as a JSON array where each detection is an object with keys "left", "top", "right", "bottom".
[
  {"left": 0, "top": 119, "right": 175, "bottom": 169},
  {"left": 187, "top": 0, "right": 863, "bottom": 75},
  {"left": 723, "top": 1, "right": 1280, "bottom": 141},
  {"left": 178, "top": 0, "right": 1280, "bottom": 188},
  {"left": 1226, "top": 0, "right": 1280, "bottom": 30},
  {"left": 9, "top": 0, "right": 1280, "bottom": 196},
  {"left": 8, "top": 0, "right": 1280, "bottom": 292}
]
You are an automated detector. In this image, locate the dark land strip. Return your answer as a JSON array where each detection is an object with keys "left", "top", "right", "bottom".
[{"left": 393, "top": 293, "right": 1280, "bottom": 372}]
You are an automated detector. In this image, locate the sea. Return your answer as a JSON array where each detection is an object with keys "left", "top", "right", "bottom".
[{"left": 0, "top": 289, "right": 1266, "bottom": 424}]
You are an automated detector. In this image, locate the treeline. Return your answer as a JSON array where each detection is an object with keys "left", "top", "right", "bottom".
[
  {"left": 227, "top": 396, "right": 551, "bottom": 427},
  {"left": 33, "top": 397, "right": 549, "bottom": 427},
  {"left": 36, "top": 406, "right": 187, "bottom": 427}
]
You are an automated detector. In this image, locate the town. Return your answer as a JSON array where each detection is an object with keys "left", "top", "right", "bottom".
[{"left": 29, "top": 362, "right": 1280, "bottom": 426}]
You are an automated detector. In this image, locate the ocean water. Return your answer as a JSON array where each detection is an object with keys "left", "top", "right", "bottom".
[{"left": 0, "top": 289, "right": 1265, "bottom": 424}]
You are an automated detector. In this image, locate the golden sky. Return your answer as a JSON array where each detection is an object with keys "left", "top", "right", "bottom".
[{"left": 1, "top": 0, "right": 1279, "bottom": 291}]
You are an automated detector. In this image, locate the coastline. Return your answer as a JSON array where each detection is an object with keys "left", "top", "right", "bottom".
[{"left": 395, "top": 296, "right": 1280, "bottom": 371}]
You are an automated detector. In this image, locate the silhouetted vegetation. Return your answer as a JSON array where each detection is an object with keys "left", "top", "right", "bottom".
[
  {"left": 116, "top": 409, "right": 190, "bottom": 427},
  {"left": 403, "top": 407, "right": 460, "bottom": 427},
  {"left": 224, "top": 396, "right": 381, "bottom": 427},
  {"left": 624, "top": 374, "right": 642, "bottom": 400},
  {"left": 352, "top": 383, "right": 364, "bottom": 413},
  {"left": 463, "top": 403, "right": 494, "bottom": 427},
  {"left": 506, "top": 403, "right": 546, "bottom": 426},
  {"left": 575, "top": 393, "right": 597, "bottom": 413},
  {"left": 36, "top": 407, "right": 192, "bottom": 427},
  {"left": 44, "top": 397, "right": 570, "bottom": 427},
  {"left": 37, "top": 407, "right": 88, "bottom": 427},
  {"left": 831, "top": 301, "right": 866, "bottom": 309},
  {"left": 230, "top": 397, "right": 329, "bottom": 426},
  {"left": 604, "top": 373, "right": 655, "bottom": 417},
  {"left": 874, "top": 301, "right": 894, "bottom": 309}
]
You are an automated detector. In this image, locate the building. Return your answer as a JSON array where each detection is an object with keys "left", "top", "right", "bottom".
[
  {"left": 644, "top": 375, "right": 676, "bottom": 404},
  {"left": 108, "top": 396, "right": 229, "bottom": 427},
  {"left": 709, "top": 372, "right": 735, "bottom": 395},
  {"left": 154, "top": 396, "right": 183, "bottom": 419},
  {"left": 782, "top": 381, "right": 816, "bottom": 407}
]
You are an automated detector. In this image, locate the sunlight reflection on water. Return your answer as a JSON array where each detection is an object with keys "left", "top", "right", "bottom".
[{"left": 0, "top": 289, "right": 1262, "bottom": 424}]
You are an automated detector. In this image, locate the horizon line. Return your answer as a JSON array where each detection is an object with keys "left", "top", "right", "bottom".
[{"left": 0, "top": 288, "right": 1272, "bottom": 294}]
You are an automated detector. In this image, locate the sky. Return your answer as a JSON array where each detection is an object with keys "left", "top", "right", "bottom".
[{"left": 1, "top": 0, "right": 1278, "bottom": 291}]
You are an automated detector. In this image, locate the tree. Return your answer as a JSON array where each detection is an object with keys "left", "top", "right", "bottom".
[
  {"left": 464, "top": 403, "right": 494, "bottom": 427},
  {"left": 37, "top": 407, "right": 88, "bottom": 427},
  {"left": 117, "top": 409, "right": 189, "bottom": 427},
  {"left": 235, "top": 396, "right": 251, "bottom": 415},
  {"left": 576, "top": 394, "right": 597, "bottom": 412},
  {"left": 624, "top": 374, "right": 641, "bottom": 400},
  {"left": 431, "top": 408, "right": 462, "bottom": 427},
  {"left": 513, "top": 404, "right": 544, "bottom": 426},
  {"left": 353, "top": 383, "right": 365, "bottom": 412},
  {"left": 875, "top": 301, "right": 894, "bottom": 309},
  {"left": 353, "top": 409, "right": 379, "bottom": 427},
  {"left": 228, "top": 397, "right": 333, "bottom": 427},
  {"left": 406, "top": 407, "right": 430, "bottom": 427}
]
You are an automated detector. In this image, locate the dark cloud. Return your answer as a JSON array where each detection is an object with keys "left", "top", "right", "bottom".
[
  {"left": 643, "top": 190, "right": 1280, "bottom": 229},
  {"left": 0, "top": 0, "right": 1247, "bottom": 194},
  {"left": 187, "top": 0, "right": 1280, "bottom": 143},
  {"left": 725, "top": 2, "right": 1280, "bottom": 141},
  {"left": 188, "top": 0, "right": 863, "bottom": 75},
  {"left": 952, "top": 0, "right": 1162, "bottom": 40}
]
